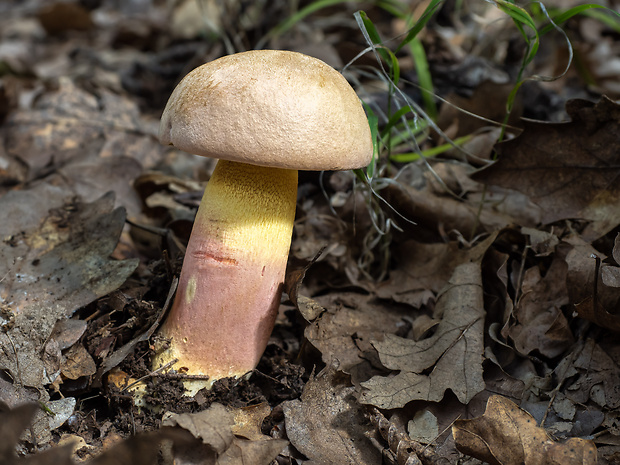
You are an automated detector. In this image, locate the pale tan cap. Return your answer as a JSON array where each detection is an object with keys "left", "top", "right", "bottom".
[{"left": 159, "top": 50, "right": 373, "bottom": 171}]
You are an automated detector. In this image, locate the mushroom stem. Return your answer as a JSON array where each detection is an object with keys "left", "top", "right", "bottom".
[{"left": 153, "top": 159, "right": 297, "bottom": 393}]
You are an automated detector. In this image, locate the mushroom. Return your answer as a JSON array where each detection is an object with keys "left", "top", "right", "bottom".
[{"left": 154, "top": 50, "right": 373, "bottom": 394}]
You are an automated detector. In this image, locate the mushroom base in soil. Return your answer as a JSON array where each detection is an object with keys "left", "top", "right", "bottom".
[
  {"left": 153, "top": 160, "right": 297, "bottom": 394},
  {"left": 153, "top": 49, "right": 373, "bottom": 395}
]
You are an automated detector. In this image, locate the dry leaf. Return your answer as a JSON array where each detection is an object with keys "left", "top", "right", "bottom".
[
  {"left": 452, "top": 395, "right": 597, "bottom": 465},
  {"left": 375, "top": 241, "right": 465, "bottom": 308},
  {"left": 564, "top": 235, "right": 620, "bottom": 331},
  {"left": 566, "top": 338, "right": 620, "bottom": 409},
  {"left": 163, "top": 403, "right": 287, "bottom": 465},
  {"left": 217, "top": 438, "right": 288, "bottom": 465},
  {"left": 2, "top": 77, "right": 163, "bottom": 189},
  {"left": 231, "top": 403, "right": 272, "bottom": 441},
  {"left": 437, "top": 81, "right": 523, "bottom": 139},
  {"left": 305, "top": 292, "right": 413, "bottom": 373},
  {"left": 369, "top": 407, "right": 447, "bottom": 465},
  {"left": 506, "top": 258, "right": 573, "bottom": 358},
  {"left": 60, "top": 344, "right": 97, "bottom": 380},
  {"left": 49, "top": 319, "right": 88, "bottom": 350},
  {"left": 0, "top": 189, "right": 139, "bottom": 384},
  {"left": 282, "top": 364, "right": 382, "bottom": 465},
  {"left": 284, "top": 247, "right": 327, "bottom": 322},
  {"left": 521, "top": 227, "right": 560, "bottom": 256},
  {"left": 360, "top": 236, "right": 494, "bottom": 408},
  {"left": 162, "top": 404, "right": 234, "bottom": 455},
  {"left": 383, "top": 180, "right": 515, "bottom": 242},
  {"left": 37, "top": 2, "right": 93, "bottom": 35},
  {"left": 473, "top": 96, "right": 620, "bottom": 240}
]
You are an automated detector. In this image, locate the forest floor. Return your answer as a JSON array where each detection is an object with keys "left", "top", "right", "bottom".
[{"left": 1, "top": 0, "right": 620, "bottom": 464}]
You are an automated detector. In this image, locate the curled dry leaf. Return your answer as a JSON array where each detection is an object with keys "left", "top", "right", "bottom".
[
  {"left": 520, "top": 227, "right": 560, "bottom": 257},
  {"left": 452, "top": 395, "right": 597, "bottom": 465},
  {"left": 284, "top": 247, "right": 327, "bottom": 322},
  {"left": 60, "top": 343, "right": 97, "bottom": 380},
  {"left": 230, "top": 403, "right": 272, "bottom": 441},
  {"left": 360, "top": 235, "right": 495, "bottom": 409},
  {"left": 600, "top": 233, "right": 620, "bottom": 290}
]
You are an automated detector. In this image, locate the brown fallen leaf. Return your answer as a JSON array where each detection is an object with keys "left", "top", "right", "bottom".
[
  {"left": 230, "top": 403, "right": 272, "bottom": 441},
  {"left": 505, "top": 257, "right": 574, "bottom": 358},
  {"left": 452, "top": 395, "right": 597, "bottom": 465},
  {"left": 521, "top": 226, "right": 560, "bottom": 257},
  {"left": 0, "top": 403, "right": 205, "bottom": 465},
  {"left": 437, "top": 81, "right": 524, "bottom": 140},
  {"left": 49, "top": 319, "right": 88, "bottom": 350},
  {"left": 305, "top": 292, "right": 413, "bottom": 373},
  {"left": 60, "top": 343, "right": 97, "bottom": 381},
  {"left": 360, "top": 235, "right": 495, "bottom": 409},
  {"left": 600, "top": 233, "right": 620, "bottom": 290},
  {"left": 0, "top": 404, "right": 78, "bottom": 465},
  {"left": 473, "top": 96, "right": 620, "bottom": 240},
  {"left": 282, "top": 364, "right": 382, "bottom": 465},
  {"left": 564, "top": 235, "right": 620, "bottom": 331},
  {"left": 284, "top": 246, "right": 328, "bottom": 322},
  {"left": 217, "top": 438, "right": 289, "bottom": 465},
  {"left": 163, "top": 403, "right": 287, "bottom": 465},
  {"left": 383, "top": 179, "right": 516, "bottom": 243},
  {"left": 163, "top": 404, "right": 235, "bottom": 455},
  {"left": 375, "top": 240, "right": 466, "bottom": 308},
  {"left": 87, "top": 431, "right": 184, "bottom": 465},
  {"left": 7, "top": 403, "right": 240, "bottom": 465},
  {"left": 565, "top": 338, "right": 620, "bottom": 410}
]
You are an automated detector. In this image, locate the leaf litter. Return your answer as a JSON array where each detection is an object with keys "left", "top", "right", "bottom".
[
  {"left": 1, "top": 0, "right": 620, "bottom": 464},
  {"left": 360, "top": 235, "right": 493, "bottom": 409},
  {"left": 452, "top": 395, "right": 597, "bottom": 465}
]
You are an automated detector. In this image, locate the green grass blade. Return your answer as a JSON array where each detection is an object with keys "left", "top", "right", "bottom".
[
  {"left": 493, "top": 0, "right": 540, "bottom": 65},
  {"left": 389, "top": 135, "right": 472, "bottom": 162},
  {"left": 408, "top": 38, "right": 437, "bottom": 119},
  {"left": 395, "top": 0, "right": 444, "bottom": 53},
  {"left": 376, "top": 0, "right": 409, "bottom": 19},
  {"left": 540, "top": 4, "right": 620, "bottom": 35},
  {"left": 380, "top": 105, "right": 417, "bottom": 137},
  {"left": 357, "top": 11, "right": 401, "bottom": 83},
  {"left": 582, "top": 8, "right": 620, "bottom": 32},
  {"left": 257, "top": 0, "right": 362, "bottom": 47}
]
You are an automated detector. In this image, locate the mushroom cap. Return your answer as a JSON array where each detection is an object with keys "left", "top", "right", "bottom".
[{"left": 159, "top": 50, "right": 373, "bottom": 171}]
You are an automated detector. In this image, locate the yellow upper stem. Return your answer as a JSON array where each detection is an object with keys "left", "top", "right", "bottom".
[{"left": 192, "top": 159, "right": 298, "bottom": 264}]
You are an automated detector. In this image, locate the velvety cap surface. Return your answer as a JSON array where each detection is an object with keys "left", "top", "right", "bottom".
[{"left": 159, "top": 50, "right": 373, "bottom": 171}]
